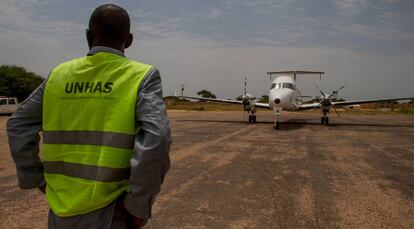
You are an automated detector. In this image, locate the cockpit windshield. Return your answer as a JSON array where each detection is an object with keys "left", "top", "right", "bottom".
[
  {"left": 271, "top": 83, "right": 282, "bottom": 89},
  {"left": 283, "top": 83, "right": 294, "bottom": 90},
  {"left": 271, "top": 82, "right": 294, "bottom": 90}
]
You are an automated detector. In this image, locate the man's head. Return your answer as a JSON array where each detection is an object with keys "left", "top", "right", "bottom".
[{"left": 87, "top": 4, "right": 133, "bottom": 52}]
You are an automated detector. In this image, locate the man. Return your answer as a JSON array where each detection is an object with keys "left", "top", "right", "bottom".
[{"left": 7, "top": 4, "right": 171, "bottom": 229}]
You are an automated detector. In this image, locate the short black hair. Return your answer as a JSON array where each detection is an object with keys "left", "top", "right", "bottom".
[{"left": 88, "top": 4, "right": 130, "bottom": 42}]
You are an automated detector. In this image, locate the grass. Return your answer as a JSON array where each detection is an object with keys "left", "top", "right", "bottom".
[
  {"left": 167, "top": 101, "right": 243, "bottom": 111},
  {"left": 166, "top": 101, "right": 414, "bottom": 115},
  {"left": 331, "top": 108, "right": 414, "bottom": 116}
]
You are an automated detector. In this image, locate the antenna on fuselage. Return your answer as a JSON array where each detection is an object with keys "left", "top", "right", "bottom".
[{"left": 267, "top": 71, "right": 325, "bottom": 80}]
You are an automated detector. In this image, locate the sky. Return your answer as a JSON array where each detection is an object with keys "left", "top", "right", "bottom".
[{"left": 1, "top": 0, "right": 413, "bottom": 100}]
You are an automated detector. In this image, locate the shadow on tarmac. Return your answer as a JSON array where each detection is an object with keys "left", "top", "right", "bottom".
[{"left": 177, "top": 119, "right": 414, "bottom": 128}]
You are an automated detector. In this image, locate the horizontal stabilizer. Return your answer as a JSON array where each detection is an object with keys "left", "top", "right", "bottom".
[{"left": 267, "top": 71, "right": 324, "bottom": 75}]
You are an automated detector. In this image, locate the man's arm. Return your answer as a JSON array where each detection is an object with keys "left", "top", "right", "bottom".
[
  {"left": 7, "top": 80, "right": 46, "bottom": 189},
  {"left": 124, "top": 68, "right": 171, "bottom": 220}
]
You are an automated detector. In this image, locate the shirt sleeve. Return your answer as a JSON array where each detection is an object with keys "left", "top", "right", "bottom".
[
  {"left": 7, "top": 80, "right": 46, "bottom": 189},
  {"left": 123, "top": 68, "right": 172, "bottom": 219}
]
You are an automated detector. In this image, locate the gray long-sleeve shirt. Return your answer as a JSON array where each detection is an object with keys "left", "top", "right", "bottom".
[{"left": 7, "top": 46, "right": 171, "bottom": 228}]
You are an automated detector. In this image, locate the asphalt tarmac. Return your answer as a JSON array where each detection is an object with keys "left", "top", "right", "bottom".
[{"left": 1, "top": 111, "right": 413, "bottom": 228}]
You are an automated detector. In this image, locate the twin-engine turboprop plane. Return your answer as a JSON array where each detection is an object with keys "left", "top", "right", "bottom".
[{"left": 183, "top": 71, "right": 413, "bottom": 130}]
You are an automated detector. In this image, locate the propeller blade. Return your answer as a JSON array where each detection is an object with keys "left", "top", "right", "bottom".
[
  {"left": 313, "top": 82, "right": 326, "bottom": 97},
  {"left": 332, "top": 106, "right": 341, "bottom": 117},
  {"left": 336, "top": 85, "right": 345, "bottom": 92},
  {"left": 309, "top": 102, "right": 322, "bottom": 112},
  {"left": 329, "top": 85, "right": 345, "bottom": 100}
]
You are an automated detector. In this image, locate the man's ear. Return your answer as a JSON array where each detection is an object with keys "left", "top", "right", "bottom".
[
  {"left": 86, "top": 29, "right": 93, "bottom": 49},
  {"left": 125, "top": 33, "right": 133, "bottom": 49}
]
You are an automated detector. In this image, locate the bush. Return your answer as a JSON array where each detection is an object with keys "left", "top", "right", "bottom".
[{"left": 0, "top": 65, "right": 44, "bottom": 102}]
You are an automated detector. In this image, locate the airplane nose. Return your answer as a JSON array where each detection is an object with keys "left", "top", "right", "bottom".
[{"left": 274, "top": 98, "right": 281, "bottom": 104}]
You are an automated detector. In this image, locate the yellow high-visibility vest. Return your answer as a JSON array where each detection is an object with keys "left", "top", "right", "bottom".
[{"left": 42, "top": 52, "right": 152, "bottom": 216}]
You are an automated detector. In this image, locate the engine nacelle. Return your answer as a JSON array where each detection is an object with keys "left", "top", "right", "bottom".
[{"left": 242, "top": 94, "right": 256, "bottom": 112}]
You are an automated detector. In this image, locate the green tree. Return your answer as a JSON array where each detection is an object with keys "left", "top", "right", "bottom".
[
  {"left": 197, "top": 90, "right": 216, "bottom": 98},
  {"left": 0, "top": 65, "right": 44, "bottom": 102}
]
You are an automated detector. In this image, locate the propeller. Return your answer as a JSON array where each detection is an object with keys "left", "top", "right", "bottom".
[{"left": 311, "top": 83, "right": 346, "bottom": 117}]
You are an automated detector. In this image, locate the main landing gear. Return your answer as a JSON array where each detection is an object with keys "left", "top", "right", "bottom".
[
  {"left": 248, "top": 111, "right": 257, "bottom": 123},
  {"left": 321, "top": 112, "right": 329, "bottom": 126}
]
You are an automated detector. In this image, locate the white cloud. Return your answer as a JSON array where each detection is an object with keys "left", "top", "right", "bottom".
[
  {"left": 134, "top": 18, "right": 191, "bottom": 40},
  {"left": 241, "top": 0, "right": 299, "bottom": 14},
  {"left": 337, "top": 23, "right": 414, "bottom": 41},
  {"left": 0, "top": 0, "right": 413, "bottom": 100},
  {"left": 0, "top": 0, "right": 85, "bottom": 76},
  {"left": 130, "top": 8, "right": 151, "bottom": 19},
  {"left": 196, "top": 8, "right": 225, "bottom": 20},
  {"left": 128, "top": 33, "right": 414, "bottom": 100},
  {"left": 334, "top": 0, "right": 369, "bottom": 16}
]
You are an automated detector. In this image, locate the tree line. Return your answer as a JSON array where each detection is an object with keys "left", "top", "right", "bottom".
[
  {"left": 0, "top": 65, "right": 44, "bottom": 102},
  {"left": 197, "top": 89, "right": 269, "bottom": 103}
]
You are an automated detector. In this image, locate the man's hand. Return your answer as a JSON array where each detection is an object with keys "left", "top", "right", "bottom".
[
  {"left": 131, "top": 217, "right": 146, "bottom": 229},
  {"left": 38, "top": 184, "right": 46, "bottom": 194},
  {"left": 120, "top": 202, "right": 147, "bottom": 228}
]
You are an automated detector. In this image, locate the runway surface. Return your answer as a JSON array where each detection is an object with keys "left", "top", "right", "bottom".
[{"left": 1, "top": 111, "right": 413, "bottom": 228}]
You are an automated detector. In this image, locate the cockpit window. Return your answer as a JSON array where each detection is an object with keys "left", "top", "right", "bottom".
[
  {"left": 0, "top": 99, "right": 7, "bottom": 105},
  {"left": 272, "top": 82, "right": 294, "bottom": 89},
  {"left": 282, "top": 83, "right": 295, "bottom": 90}
]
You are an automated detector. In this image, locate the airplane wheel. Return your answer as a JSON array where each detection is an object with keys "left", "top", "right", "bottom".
[
  {"left": 252, "top": 115, "right": 256, "bottom": 123},
  {"left": 325, "top": 117, "right": 329, "bottom": 125},
  {"left": 321, "top": 117, "right": 325, "bottom": 125},
  {"left": 248, "top": 115, "right": 252, "bottom": 123},
  {"left": 274, "top": 121, "right": 280, "bottom": 130}
]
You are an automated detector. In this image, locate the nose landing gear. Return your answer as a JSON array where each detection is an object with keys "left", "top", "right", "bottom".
[
  {"left": 275, "top": 121, "right": 280, "bottom": 130},
  {"left": 273, "top": 106, "right": 282, "bottom": 130},
  {"left": 321, "top": 111, "right": 329, "bottom": 125}
]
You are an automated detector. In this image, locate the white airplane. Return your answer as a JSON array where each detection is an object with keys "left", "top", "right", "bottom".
[{"left": 183, "top": 71, "right": 413, "bottom": 130}]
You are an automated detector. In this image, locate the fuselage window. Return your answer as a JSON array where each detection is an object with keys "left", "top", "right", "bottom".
[{"left": 271, "top": 83, "right": 276, "bottom": 89}]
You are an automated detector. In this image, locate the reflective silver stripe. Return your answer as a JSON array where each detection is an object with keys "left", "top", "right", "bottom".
[
  {"left": 44, "top": 161, "right": 130, "bottom": 182},
  {"left": 43, "top": 131, "right": 135, "bottom": 149}
]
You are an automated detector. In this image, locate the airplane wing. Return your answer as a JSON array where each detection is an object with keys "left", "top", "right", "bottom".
[
  {"left": 332, "top": 98, "right": 413, "bottom": 107},
  {"left": 296, "top": 103, "right": 322, "bottom": 110},
  {"left": 254, "top": 102, "right": 271, "bottom": 109},
  {"left": 182, "top": 96, "right": 271, "bottom": 109},
  {"left": 296, "top": 97, "right": 413, "bottom": 110},
  {"left": 183, "top": 96, "right": 243, "bottom": 104}
]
